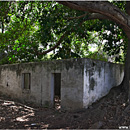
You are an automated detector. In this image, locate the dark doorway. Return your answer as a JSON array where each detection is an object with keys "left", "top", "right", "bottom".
[{"left": 54, "top": 73, "right": 61, "bottom": 109}]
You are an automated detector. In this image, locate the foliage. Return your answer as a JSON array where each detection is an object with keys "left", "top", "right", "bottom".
[
  {"left": 0, "top": 1, "right": 128, "bottom": 65},
  {"left": 0, "top": 1, "right": 43, "bottom": 64}
]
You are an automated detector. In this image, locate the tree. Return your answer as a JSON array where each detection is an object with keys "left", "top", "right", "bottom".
[
  {"left": 58, "top": 1, "right": 130, "bottom": 102},
  {"left": 37, "top": 2, "right": 126, "bottom": 62},
  {"left": 0, "top": 1, "right": 127, "bottom": 64},
  {"left": 0, "top": 1, "right": 44, "bottom": 64}
]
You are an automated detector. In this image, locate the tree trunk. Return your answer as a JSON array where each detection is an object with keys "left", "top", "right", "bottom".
[
  {"left": 2, "top": 21, "right": 4, "bottom": 33},
  {"left": 122, "top": 2, "right": 130, "bottom": 102},
  {"left": 122, "top": 37, "right": 130, "bottom": 102}
]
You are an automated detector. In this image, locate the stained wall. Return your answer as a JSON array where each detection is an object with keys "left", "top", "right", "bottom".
[
  {"left": 0, "top": 59, "right": 124, "bottom": 109},
  {"left": 83, "top": 59, "right": 124, "bottom": 108}
]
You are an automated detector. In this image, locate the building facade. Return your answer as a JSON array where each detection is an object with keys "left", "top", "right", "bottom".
[{"left": 0, "top": 58, "right": 124, "bottom": 109}]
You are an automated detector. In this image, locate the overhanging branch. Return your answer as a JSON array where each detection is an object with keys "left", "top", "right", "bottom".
[
  {"left": 66, "top": 13, "right": 88, "bottom": 20},
  {"left": 38, "top": 31, "right": 68, "bottom": 55},
  {"left": 59, "top": 1, "right": 130, "bottom": 30}
]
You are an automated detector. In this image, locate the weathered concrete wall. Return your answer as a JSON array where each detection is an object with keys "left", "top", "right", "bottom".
[
  {"left": 0, "top": 58, "right": 124, "bottom": 110},
  {"left": 59, "top": 59, "right": 84, "bottom": 109},
  {"left": 83, "top": 59, "right": 124, "bottom": 108},
  {"left": 0, "top": 59, "right": 84, "bottom": 109},
  {"left": 41, "top": 59, "right": 84, "bottom": 109},
  {"left": 0, "top": 64, "right": 21, "bottom": 99},
  {"left": 0, "top": 62, "right": 44, "bottom": 105}
]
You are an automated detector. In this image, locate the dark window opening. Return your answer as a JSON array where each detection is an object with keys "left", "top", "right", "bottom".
[
  {"left": 22, "top": 73, "right": 31, "bottom": 90},
  {"left": 54, "top": 73, "right": 61, "bottom": 109}
]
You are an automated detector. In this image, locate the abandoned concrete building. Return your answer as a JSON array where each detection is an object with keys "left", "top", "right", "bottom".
[{"left": 0, "top": 58, "right": 124, "bottom": 109}]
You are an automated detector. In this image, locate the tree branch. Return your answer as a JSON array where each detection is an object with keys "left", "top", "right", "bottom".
[
  {"left": 37, "top": 1, "right": 130, "bottom": 56},
  {"left": 66, "top": 13, "right": 88, "bottom": 20},
  {"left": 87, "top": 13, "right": 108, "bottom": 20},
  {"left": 38, "top": 31, "right": 68, "bottom": 55},
  {"left": 59, "top": 1, "right": 130, "bottom": 30}
]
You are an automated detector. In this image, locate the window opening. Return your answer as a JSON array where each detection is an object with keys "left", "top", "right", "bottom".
[{"left": 22, "top": 73, "right": 31, "bottom": 90}]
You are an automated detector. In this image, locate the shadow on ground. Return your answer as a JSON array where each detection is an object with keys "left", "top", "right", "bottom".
[{"left": 0, "top": 86, "right": 130, "bottom": 129}]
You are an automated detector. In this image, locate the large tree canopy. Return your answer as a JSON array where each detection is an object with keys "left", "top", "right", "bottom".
[{"left": 0, "top": 1, "right": 127, "bottom": 63}]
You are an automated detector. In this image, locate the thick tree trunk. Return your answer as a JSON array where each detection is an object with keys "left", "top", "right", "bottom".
[
  {"left": 122, "top": 37, "right": 130, "bottom": 102},
  {"left": 122, "top": 2, "right": 130, "bottom": 102}
]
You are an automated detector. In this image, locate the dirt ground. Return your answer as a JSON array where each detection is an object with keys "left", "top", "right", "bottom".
[{"left": 0, "top": 86, "right": 130, "bottom": 129}]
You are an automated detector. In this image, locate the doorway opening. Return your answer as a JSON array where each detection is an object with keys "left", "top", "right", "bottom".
[{"left": 51, "top": 73, "right": 61, "bottom": 109}]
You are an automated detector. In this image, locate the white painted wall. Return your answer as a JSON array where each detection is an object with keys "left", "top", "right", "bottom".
[{"left": 83, "top": 60, "right": 124, "bottom": 108}]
